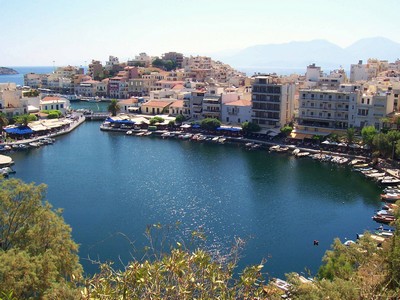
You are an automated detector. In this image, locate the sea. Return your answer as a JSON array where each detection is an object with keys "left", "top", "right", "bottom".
[{"left": 1, "top": 67, "right": 382, "bottom": 279}]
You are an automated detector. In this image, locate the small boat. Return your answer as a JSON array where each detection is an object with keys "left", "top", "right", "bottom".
[
  {"left": 218, "top": 137, "right": 226, "bottom": 144},
  {"left": 136, "top": 132, "right": 145, "bottom": 136},
  {"left": 344, "top": 240, "right": 356, "bottom": 246},
  {"left": 251, "top": 143, "right": 261, "bottom": 150},
  {"left": 381, "top": 193, "right": 400, "bottom": 201},
  {"left": 269, "top": 145, "right": 280, "bottom": 152},
  {"left": 276, "top": 146, "right": 289, "bottom": 153},
  {"left": 0, "top": 166, "right": 15, "bottom": 175},
  {"left": 372, "top": 214, "right": 396, "bottom": 224},
  {"left": 126, "top": 130, "right": 133, "bottom": 135},
  {"left": 212, "top": 136, "right": 219, "bottom": 142},
  {"left": 29, "top": 142, "right": 41, "bottom": 148},
  {"left": 353, "top": 163, "right": 369, "bottom": 169},
  {"left": 296, "top": 152, "right": 310, "bottom": 157},
  {"left": 245, "top": 142, "right": 254, "bottom": 148},
  {"left": 143, "top": 131, "right": 152, "bottom": 136},
  {"left": 381, "top": 178, "right": 400, "bottom": 185},
  {"left": 271, "top": 278, "right": 291, "bottom": 293},
  {"left": 292, "top": 148, "right": 300, "bottom": 155},
  {"left": 196, "top": 134, "right": 206, "bottom": 142}
]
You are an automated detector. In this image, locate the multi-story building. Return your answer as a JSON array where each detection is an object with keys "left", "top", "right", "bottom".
[
  {"left": 296, "top": 84, "right": 359, "bottom": 137},
  {"left": 88, "top": 60, "right": 104, "bottom": 80},
  {"left": 251, "top": 75, "right": 295, "bottom": 129},
  {"left": 105, "top": 55, "right": 119, "bottom": 71},
  {"left": 184, "top": 90, "right": 205, "bottom": 119},
  {"left": 127, "top": 53, "right": 153, "bottom": 67},
  {"left": 162, "top": 52, "right": 184, "bottom": 68},
  {"left": 24, "top": 73, "right": 47, "bottom": 88},
  {"left": 351, "top": 84, "right": 394, "bottom": 130},
  {"left": 350, "top": 59, "right": 388, "bottom": 83},
  {"left": 0, "top": 83, "right": 27, "bottom": 117}
]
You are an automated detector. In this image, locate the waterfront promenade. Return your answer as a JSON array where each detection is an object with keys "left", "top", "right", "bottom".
[{"left": 0, "top": 114, "right": 85, "bottom": 147}]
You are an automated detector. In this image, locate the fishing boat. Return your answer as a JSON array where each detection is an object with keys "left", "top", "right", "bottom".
[{"left": 372, "top": 214, "right": 396, "bottom": 224}]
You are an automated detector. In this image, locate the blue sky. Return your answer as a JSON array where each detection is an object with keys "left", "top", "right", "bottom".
[{"left": 1, "top": 0, "right": 398, "bottom": 66}]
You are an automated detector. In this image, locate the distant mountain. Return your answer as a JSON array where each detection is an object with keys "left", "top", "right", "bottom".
[
  {"left": 219, "top": 37, "right": 400, "bottom": 72},
  {"left": 345, "top": 37, "right": 400, "bottom": 62}
]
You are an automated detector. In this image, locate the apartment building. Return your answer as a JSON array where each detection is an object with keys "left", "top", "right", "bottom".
[{"left": 251, "top": 75, "right": 295, "bottom": 129}]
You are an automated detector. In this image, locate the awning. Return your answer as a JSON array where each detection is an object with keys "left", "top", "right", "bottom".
[
  {"left": 27, "top": 105, "right": 40, "bottom": 113},
  {"left": 180, "top": 124, "right": 191, "bottom": 128},
  {"left": 29, "top": 124, "right": 48, "bottom": 131},
  {"left": 216, "top": 126, "right": 242, "bottom": 132},
  {"left": 4, "top": 126, "right": 34, "bottom": 135}
]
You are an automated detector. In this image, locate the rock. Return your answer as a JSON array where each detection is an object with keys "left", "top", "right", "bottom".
[{"left": 0, "top": 67, "right": 18, "bottom": 75}]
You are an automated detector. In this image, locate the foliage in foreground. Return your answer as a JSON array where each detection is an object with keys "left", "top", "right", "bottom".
[
  {"left": 4, "top": 178, "right": 400, "bottom": 299},
  {"left": 0, "top": 179, "right": 82, "bottom": 299}
]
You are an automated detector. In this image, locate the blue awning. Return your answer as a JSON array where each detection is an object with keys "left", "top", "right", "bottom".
[
  {"left": 216, "top": 127, "right": 241, "bottom": 132},
  {"left": 192, "top": 124, "right": 201, "bottom": 128},
  {"left": 106, "top": 117, "right": 135, "bottom": 124},
  {"left": 4, "top": 126, "right": 34, "bottom": 135}
]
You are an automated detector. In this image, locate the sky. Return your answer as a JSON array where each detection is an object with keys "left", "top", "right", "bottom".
[{"left": 1, "top": 0, "right": 399, "bottom": 67}]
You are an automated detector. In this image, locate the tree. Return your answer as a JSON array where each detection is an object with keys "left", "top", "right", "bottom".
[
  {"left": 175, "top": 114, "right": 185, "bottom": 124},
  {"left": 241, "top": 122, "right": 260, "bottom": 133},
  {"left": 107, "top": 99, "right": 120, "bottom": 117},
  {"left": 201, "top": 118, "right": 221, "bottom": 131},
  {"left": 0, "top": 113, "right": 9, "bottom": 130},
  {"left": 345, "top": 128, "right": 355, "bottom": 145},
  {"left": 372, "top": 133, "right": 391, "bottom": 157},
  {"left": 0, "top": 178, "right": 82, "bottom": 299},
  {"left": 361, "top": 125, "right": 377, "bottom": 147},
  {"left": 152, "top": 58, "right": 164, "bottom": 69},
  {"left": 149, "top": 116, "right": 165, "bottom": 125},
  {"left": 13, "top": 114, "right": 36, "bottom": 126},
  {"left": 280, "top": 125, "right": 293, "bottom": 136}
]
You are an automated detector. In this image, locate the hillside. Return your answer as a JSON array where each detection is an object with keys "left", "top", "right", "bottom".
[{"left": 0, "top": 67, "right": 18, "bottom": 75}]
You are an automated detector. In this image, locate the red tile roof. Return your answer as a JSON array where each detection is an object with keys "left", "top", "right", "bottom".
[{"left": 170, "top": 100, "right": 184, "bottom": 108}]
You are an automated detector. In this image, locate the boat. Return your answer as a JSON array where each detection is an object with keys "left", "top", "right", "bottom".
[
  {"left": 251, "top": 143, "right": 261, "bottom": 150},
  {"left": 143, "top": 131, "right": 152, "bottom": 136},
  {"left": 0, "top": 166, "right": 15, "bottom": 176},
  {"left": 276, "top": 146, "right": 289, "bottom": 153},
  {"left": 381, "top": 178, "right": 400, "bottom": 185},
  {"left": 197, "top": 134, "right": 206, "bottom": 142},
  {"left": 271, "top": 278, "right": 291, "bottom": 293},
  {"left": 269, "top": 145, "right": 280, "bottom": 152},
  {"left": 292, "top": 148, "right": 300, "bottom": 155},
  {"left": 353, "top": 163, "right": 369, "bottom": 169},
  {"left": 381, "top": 193, "right": 400, "bottom": 201},
  {"left": 372, "top": 214, "right": 396, "bottom": 224},
  {"left": 136, "top": 132, "right": 145, "bottom": 136},
  {"left": 344, "top": 240, "right": 356, "bottom": 246},
  {"left": 218, "top": 137, "right": 226, "bottom": 144},
  {"left": 28, "top": 142, "right": 41, "bottom": 148},
  {"left": 296, "top": 152, "right": 310, "bottom": 157},
  {"left": 126, "top": 130, "right": 133, "bottom": 135},
  {"left": 212, "top": 136, "right": 220, "bottom": 142},
  {"left": 245, "top": 142, "right": 254, "bottom": 148}
]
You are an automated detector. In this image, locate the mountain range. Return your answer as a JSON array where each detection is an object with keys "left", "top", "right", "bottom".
[{"left": 214, "top": 37, "right": 400, "bottom": 73}]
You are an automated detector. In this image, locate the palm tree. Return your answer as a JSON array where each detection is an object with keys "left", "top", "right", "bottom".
[{"left": 108, "top": 99, "right": 120, "bottom": 117}]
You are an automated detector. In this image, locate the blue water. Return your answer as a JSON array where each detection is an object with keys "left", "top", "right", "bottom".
[
  {"left": 8, "top": 121, "right": 382, "bottom": 278},
  {"left": 0, "top": 66, "right": 54, "bottom": 86}
]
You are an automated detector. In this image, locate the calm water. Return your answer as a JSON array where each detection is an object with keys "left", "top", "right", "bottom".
[
  {"left": 0, "top": 66, "right": 54, "bottom": 86},
  {"left": 9, "top": 120, "right": 382, "bottom": 278}
]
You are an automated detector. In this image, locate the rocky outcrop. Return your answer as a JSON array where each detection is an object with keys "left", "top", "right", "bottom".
[{"left": 0, "top": 67, "right": 18, "bottom": 75}]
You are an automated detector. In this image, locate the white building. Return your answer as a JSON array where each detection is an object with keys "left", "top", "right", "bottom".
[
  {"left": 40, "top": 96, "right": 70, "bottom": 115},
  {"left": 221, "top": 99, "right": 252, "bottom": 125}
]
